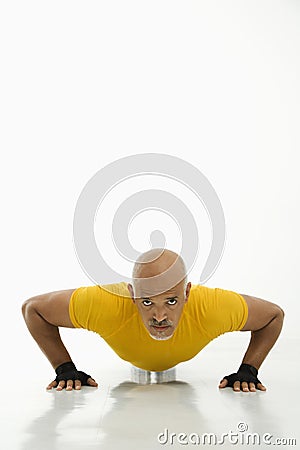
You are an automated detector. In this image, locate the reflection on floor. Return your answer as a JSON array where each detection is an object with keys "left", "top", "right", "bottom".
[{"left": 2, "top": 338, "right": 299, "bottom": 450}]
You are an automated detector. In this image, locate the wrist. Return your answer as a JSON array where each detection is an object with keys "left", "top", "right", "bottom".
[
  {"left": 55, "top": 361, "right": 77, "bottom": 376},
  {"left": 238, "top": 363, "right": 258, "bottom": 377}
]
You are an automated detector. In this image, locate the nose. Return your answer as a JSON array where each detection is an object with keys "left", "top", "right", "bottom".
[{"left": 153, "top": 307, "right": 167, "bottom": 323}]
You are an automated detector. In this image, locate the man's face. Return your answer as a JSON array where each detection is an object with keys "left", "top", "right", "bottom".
[{"left": 128, "top": 281, "right": 191, "bottom": 340}]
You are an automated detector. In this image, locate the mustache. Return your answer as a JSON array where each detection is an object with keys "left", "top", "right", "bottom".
[{"left": 149, "top": 319, "right": 173, "bottom": 327}]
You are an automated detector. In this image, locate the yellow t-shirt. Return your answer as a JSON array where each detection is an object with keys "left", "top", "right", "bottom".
[{"left": 69, "top": 282, "right": 248, "bottom": 371}]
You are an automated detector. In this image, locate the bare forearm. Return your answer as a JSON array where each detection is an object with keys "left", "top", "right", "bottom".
[
  {"left": 22, "top": 303, "right": 73, "bottom": 370},
  {"left": 242, "top": 311, "right": 284, "bottom": 370}
]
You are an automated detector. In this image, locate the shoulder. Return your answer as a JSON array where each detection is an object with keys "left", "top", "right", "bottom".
[
  {"left": 187, "top": 284, "right": 248, "bottom": 335},
  {"left": 99, "top": 281, "right": 131, "bottom": 298},
  {"left": 187, "top": 283, "right": 247, "bottom": 313},
  {"left": 185, "top": 284, "right": 216, "bottom": 317},
  {"left": 71, "top": 282, "right": 135, "bottom": 336},
  {"left": 190, "top": 284, "right": 245, "bottom": 301},
  {"left": 188, "top": 283, "right": 216, "bottom": 303},
  {"left": 73, "top": 282, "right": 132, "bottom": 306}
]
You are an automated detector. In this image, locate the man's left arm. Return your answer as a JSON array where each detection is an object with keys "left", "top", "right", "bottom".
[{"left": 219, "top": 294, "right": 284, "bottom": 392}]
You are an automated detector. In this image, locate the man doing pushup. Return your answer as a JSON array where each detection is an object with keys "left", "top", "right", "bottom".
[{"left": 22, "top": 248, "right": 284, "bottom": 393}]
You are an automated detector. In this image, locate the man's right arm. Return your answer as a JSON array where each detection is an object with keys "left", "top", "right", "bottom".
[{"left": 21, "top": 289, "right": 98, "bottom": 390}]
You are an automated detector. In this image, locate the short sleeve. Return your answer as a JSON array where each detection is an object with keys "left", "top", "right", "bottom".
[
  {"left": 69, "top": 285, "right": 100, "bottom": 329},
  {"left": 68, "top": 282, "right": 134, "bottom": 338},
  {"left": 204, "top": 287, "right": 248, "bottom": 338},
  {"left": 188, "top": 285, "right": 248, "bottom": 340}
]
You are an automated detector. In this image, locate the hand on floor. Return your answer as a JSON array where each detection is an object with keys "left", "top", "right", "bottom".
[
  {"left": 46, "top": 376, "right": 98, "bottom": 391},
  {"left": 219, "top": 363, "right": 266, "bottom": 392},
  {"left": 219, "top": 378, "right": 266, "bottom": 392},
  {"left": 46, "top": 361, "right": 98, "bottom": 391}
]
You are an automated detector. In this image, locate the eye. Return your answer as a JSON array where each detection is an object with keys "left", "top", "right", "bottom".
[
  {"left": 167, "top": 298, "right": 178, "bottom": 305},
  {"left": 142, "top": 299, "right": 153, "bottom": 306}
]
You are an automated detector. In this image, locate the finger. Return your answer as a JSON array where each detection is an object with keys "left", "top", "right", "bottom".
[
  {"left": 218, "top": 378, "right": 228, "bottom": 388},
  {"left": 257, "top": 383, "right": 267, "bottom": 391},
  {"left": 241, "top": 382, "right": 249, "bottom": 392},
  {"left": 74, "top": 380, "right": 82, "bottom": 390},
  {"left": 56, "top": 380, "right": 66, "bottom": 391},
  {"left": 46, "top": 380, "right": 57, "bottom": 390},
  {"left": 66, "top": 379, "right": 74, "bottom": 391},
  {"left": 87, "top": 377, "right": 98, "bottom": 387},
  {"left": 233, "top": 381, "right": 241, "bottom": 391},
  {"left": 249, "top": 382, "right": 256, "bottom": 392}
]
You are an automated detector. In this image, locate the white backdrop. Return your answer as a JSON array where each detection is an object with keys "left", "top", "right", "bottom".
[{"left": 1, "top": 0, "right": 299, "bottom": 379}]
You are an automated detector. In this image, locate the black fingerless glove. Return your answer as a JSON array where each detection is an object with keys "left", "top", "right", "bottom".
[
  {"left": 55, "top": 361, "right": 92, "bottom": 385},
  {"left": 222, "top": 363, "right": 261, "bottom": 387}
]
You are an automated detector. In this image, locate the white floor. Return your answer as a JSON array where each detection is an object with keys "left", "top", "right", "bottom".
[{"left": 2, "top": 337, "right": 299, "bottom": 450}]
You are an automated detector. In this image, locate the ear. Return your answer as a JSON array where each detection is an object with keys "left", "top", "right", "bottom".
[
  {"left": 127, "top": 283, "right": 135, "bottom": 302},
  {"left": 185, "top": 282, "right": 192, "bottom": 302}
]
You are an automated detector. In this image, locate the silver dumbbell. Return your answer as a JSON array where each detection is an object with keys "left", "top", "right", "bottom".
[
  {"left": 131, "top": 366, "right": 151, "bottom": 384},
  {"left": 131, "top": 366, "right": 177, "bottom": 384},
  {"left": 154, "top": 367, "right": 176, "bottom": 383}
]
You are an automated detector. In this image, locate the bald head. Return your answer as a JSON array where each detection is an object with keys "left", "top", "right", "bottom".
[{"left": 131, "top": 248, "right": 187, "bottom": 297}]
